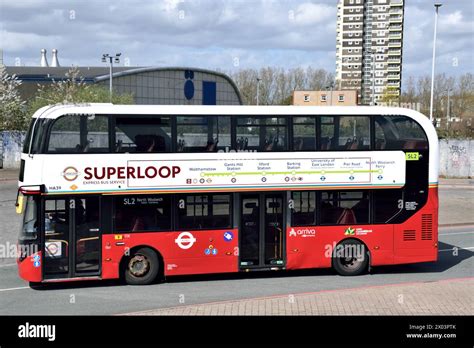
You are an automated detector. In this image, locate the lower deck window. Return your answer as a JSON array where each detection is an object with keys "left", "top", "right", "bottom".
[
  {"left": 291, "top": 191, "right": 316, "bottom": 226},
  {"left": 177, "top": 194, "right": 231, "bottom": 230},
  {"left": 373, "top": 189, "right": 403, "bottom": 223},
  {"left": 321, "top": 191, "right": 369, "bottom": 225},
  {"left": 115, "top": 195, "right": 172, "bottom": 232}
]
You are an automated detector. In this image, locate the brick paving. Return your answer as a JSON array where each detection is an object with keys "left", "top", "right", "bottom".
[{"left": 126, "top": 278, "right": 474, "bottom": 315}]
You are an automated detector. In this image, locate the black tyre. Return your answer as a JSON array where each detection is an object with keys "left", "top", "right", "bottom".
[
  {"left": 332, "top": 239, "right": 369, "bottom": 276},
  {"left": 29, "top": 282, "right": 43, "bottom": 289},
  {"left": 124, "top": 248, "right": 159, "bottom": 285}
]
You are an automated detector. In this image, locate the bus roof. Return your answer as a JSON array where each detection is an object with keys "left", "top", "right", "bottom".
[{"left": 32, "top": 103, "right": 430, "bottom": 122}]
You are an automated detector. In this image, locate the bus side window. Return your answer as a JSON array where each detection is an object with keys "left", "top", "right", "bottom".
[
  {"left": 177, "top": 116, "right": 230, "bottom": 153},
  {"left": 375, "top": 121, "right": 386, "bottom": 150},
  {"left": 176, "top": 194, "right": 231, "bottom": 230},
  {"left": 135, "top": 134, "right": 166, "bottom": 153},
  {"left": 320, "top": 191, "right": 369, "bottom": 225},
  {"left": 115, "top": 116, "right": 171, "bottom": 153},
  {"left": 114, "top": 195, "right": 171, "bottom": 232},
  {"left": 47, "top": 115, "right": 81, "bottom": 153},
  {"left": 374, "top": 116, "right": 428, "bottom": 150},
  {"left": 291, "top": 191, "right": 316, "bottom": 226},
  {"left": 374, "top": 189, "right": 403, "bottom": 223},
  {"left": 84, "top": 115, "right": 109, "bottom": 153},
  {"left": 337, "top": 116, "right": 370, "bottom": 150},
  {"left": 236, "top": 117, "right": 287, "bottom": 152},
  {"left": 292, "top": 117, "right": 316, "bottom": 151},
  {"left": 320, "top": 117, "right": 336, "bottom": 150},
  {"left": 47, "top": 115, "right": 109, "bottom": 153}
]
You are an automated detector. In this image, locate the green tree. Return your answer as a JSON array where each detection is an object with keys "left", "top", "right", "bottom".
[
  {"left": 380, "top": 86, "right": 400, "bottom": 105},
  {"left": 28, "top": 66, "right": 134, "bottom": 116},
  {"left": 0, "top": 65, "right": 27, "bottom": 131}
]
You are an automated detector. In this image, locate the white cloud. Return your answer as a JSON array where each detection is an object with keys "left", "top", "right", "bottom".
[
  {"left": 0, "top": 30, "right": 62, "bottom": 52},
  {"left": 0, "top": 0, "right": 471, "bottom": 83},
  {"left": 293, "top": 3, "right": 334, "bottom": 26}
]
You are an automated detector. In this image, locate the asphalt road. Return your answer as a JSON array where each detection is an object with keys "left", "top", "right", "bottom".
[
  {"left": 0, "top": 180, "right": 472, "bottom": 315},
  {"left": 0, "top": 224, "right": 472, "bottom": 315}
]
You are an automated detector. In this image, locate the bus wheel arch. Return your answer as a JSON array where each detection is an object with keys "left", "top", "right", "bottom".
[
  {"left": 120, "top": 245, "right": 164, "bottom": 285},
  {"left": 331, "top": 238, "right": 370, "bottom": 276}
]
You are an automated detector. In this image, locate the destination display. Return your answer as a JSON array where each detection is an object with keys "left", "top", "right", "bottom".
[{"left": 45, "top": 151, "right": 406, "bottom": 193}]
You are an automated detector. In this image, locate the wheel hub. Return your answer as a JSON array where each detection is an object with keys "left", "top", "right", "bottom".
[
  {"left": 128, "top": 254, "right": 150, "bottom": 277},
  {"left": 340, "top": 247, "right": 363, "bottom": 269}
]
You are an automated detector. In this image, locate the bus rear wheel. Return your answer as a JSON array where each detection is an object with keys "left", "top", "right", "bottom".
[
  {"left": 124, "top": 248, "right": 159, "bottom": 285},
  {"left": 332, "top": 239, "right": 369, "bottom": 276}
]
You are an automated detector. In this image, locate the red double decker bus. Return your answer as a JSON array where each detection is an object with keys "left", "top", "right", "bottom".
[{"left": 16, "top": 104, "right": 438, "bottom": 285}]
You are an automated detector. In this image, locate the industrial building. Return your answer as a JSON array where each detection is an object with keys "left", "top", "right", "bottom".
[{"left": 5, "top": 49, "right": 242, "bottom": 106}]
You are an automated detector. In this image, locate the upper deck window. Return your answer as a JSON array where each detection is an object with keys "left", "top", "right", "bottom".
[
  {"left": 293, "top": 117, "right": 316, "bottom": 151},
  {"left": 47, "top": 115, "right": 109, "bottom": 153},
  {"left": 236, "top": 116, "right": 287, "bottom": 152},
  {"left": 23, "top": 118, "right": 49, "bottom": 154},
  {"left": 176, "top": 116, "right": 230, "bottom": 152},
  {"left": 375, "top": 116, "right": 428, "bottom": 150},
  {"left": 320, "top": 116, "right": 370, "bottom": 150},
  {"left": 115, "top": 116, "right": 171, "bottom": 153}
]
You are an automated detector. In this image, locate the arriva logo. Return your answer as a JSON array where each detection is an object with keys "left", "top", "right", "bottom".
[{"left": 289, "top": 228, "right": 316, "bottom": 238}]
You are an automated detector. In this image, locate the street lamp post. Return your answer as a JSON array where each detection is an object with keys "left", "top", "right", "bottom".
[
  {"left": 326, "top": 82, "right": 335, "bottom": 106},
  {"left": 429, "top": 4, "right": 442, "bottom": 121},
  {"left": 102, "top": 53, "right": 121, "bottom": 102},
  {"left": 256, "top": 77, "right": 261, "bottom": 105},
  {"left": 446, "top": 88, "right": 451, "bottom": 129}
]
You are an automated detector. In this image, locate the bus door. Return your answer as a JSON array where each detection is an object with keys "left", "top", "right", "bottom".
[
  {"left": 240, "top": 193, "right": 285, "bottom": 268},
  {"left": 43, "top": 197, "right": 101, "bottom": 279}
]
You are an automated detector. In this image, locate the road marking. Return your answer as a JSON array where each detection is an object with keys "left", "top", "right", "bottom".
[
  {"left": 439, "top": 247, "right": 474, "bottom": 252},
  {"left": 440, "top": 223, "right": 474, "bottom": 228},
  {"left": 439, "top": 232, "right": 474, "bottom": 236},
  {"left": 0, "top": 263, "right": 17, "bottom": 268},
  {"left": 0, "top": 286, "right": 29, "bottom": 292}
]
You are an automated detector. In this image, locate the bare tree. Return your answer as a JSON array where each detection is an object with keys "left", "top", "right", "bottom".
[{"left": 230, "top": 66, "right": 335, "bottom": 105}]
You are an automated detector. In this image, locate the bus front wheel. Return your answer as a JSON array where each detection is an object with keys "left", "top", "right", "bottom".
[
  {"left": 332, "top": 239, "right": 369, "bottom": 276},
  {"left": 124, "top": 247, "right": 159, "bottom": 285}
]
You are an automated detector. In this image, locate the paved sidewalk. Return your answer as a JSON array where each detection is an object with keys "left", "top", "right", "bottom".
[
  {"left": 0, "top": 169, "right": 18, "bottom": 182},
  {"left": 125, "top": 278, "right": 474, "bottom": 315},
  {"left": 439, "top": 178, "right": 474, "bottom": 189}
]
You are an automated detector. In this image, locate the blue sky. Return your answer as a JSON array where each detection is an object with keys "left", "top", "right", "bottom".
[{"left": 1, "top": 0, "right": 473, "bottom": 87}]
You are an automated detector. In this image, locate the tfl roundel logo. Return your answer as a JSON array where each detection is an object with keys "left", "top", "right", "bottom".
[
  {"left": 61, "top": 167, "right": 79, "bottom": 181},
  {"left": 175, "top": 231, "right": 197, "bottom": 250}
]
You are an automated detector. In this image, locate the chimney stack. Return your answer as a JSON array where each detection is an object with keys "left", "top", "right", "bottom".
[
  {"left": 51, "top": 48, "right": 60, "bottom": 67},
  {"left": 40, "top": 48, "right": 49, "bottom": 67}
]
